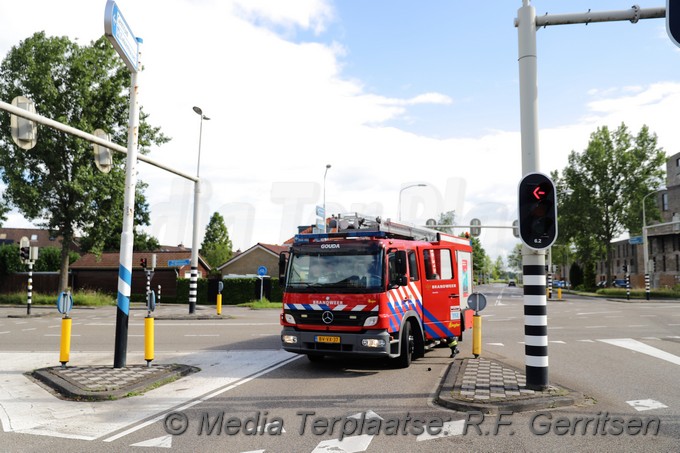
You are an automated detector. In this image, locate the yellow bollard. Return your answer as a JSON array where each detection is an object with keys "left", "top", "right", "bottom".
[
  {"left": 59, "top": 317, "right": 72, "bottom": 366},
  {"left": 472, "top": 314, "right": 482, "bottom": 358},
  {"left": 217, "top": 293, "right": 222, "bottom": 316},
  {"left": 558, "top": 287, "right": 562, "bottom": 300},
  {"left": 145, "top": 316, "right": 154, "bottom": 365}
]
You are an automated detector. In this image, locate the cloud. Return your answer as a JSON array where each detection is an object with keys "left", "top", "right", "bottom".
[{"left": 2, "top": 0, "right": 680, "bottom": 264}]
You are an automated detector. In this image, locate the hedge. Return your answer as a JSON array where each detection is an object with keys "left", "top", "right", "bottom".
[{"left": 176, "top": 277, "right": 283, "bottom": 305}]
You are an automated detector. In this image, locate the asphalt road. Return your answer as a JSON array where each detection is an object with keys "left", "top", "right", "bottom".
[{"left": 1, "top": 285, "right": 679, "bottom": 452}]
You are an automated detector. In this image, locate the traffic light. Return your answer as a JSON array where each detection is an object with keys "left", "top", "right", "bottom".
[
  {"left": 19, "top": 246, "right": 30, "bottom": 263},
  {"left": 518, "top": 172, "right": 558, "bottom": 250},
  {"left": 140, "top": 257, "right": 147, "bottom": 269}
]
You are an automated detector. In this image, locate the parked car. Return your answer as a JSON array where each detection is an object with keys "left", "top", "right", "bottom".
[
  {"left": 613, "top": 279, "right": 627, "bottom": 288},
  {"left": 508, "top": 280, "right": 516, "bottom": 287}
]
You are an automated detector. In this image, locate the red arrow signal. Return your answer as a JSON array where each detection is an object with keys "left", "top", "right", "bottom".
[{"left": 533, "top": 186, "right": 546, "bottom": 200}]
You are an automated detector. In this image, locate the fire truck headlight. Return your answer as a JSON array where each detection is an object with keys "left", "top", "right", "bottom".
[
  {"left": 362, "top": 338, "right": 386, "bottom": 348},
  {"left": 284, "top": 314, "right": 296, "bottom": 324},
  {"left": 363, "top": 316, "right": 378, "bottom": 327},
  {"left": 282, "top": 335, "right": 298, "bottom": 344}
]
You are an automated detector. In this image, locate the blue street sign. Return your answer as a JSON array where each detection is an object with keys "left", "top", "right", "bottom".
[
  {"left": 168, "top": 259, "right": 191, "bottom": 267},
  {"left": 628, "top": 236, "right": 644, "bottom": 245},
  {"left": 316, "top": 205, "right": 325, "bottom": 217},
  {"left": 104, "top": 0, "right": 139, "bottom": 72},
  {"left": 258, "top": 266, "right": 268, "bottom": 276}
]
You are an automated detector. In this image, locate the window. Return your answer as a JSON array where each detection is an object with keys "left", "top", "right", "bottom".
[
  {"left": 423, "top": 249, "right": 453, "bottom": 280},
  {"left": 30, "top": 234, "right": 38, "bottom": 241},
  {"left": 408, "top": 251, "right": 419, "bottom": 281},
  {"left": 662, "top": 193, "right": 669, "bottom": 211}
]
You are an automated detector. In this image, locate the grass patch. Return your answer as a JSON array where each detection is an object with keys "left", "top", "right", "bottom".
[
  {"left": 237, "top": 298, "right": 281, "bottom": 309},
  {"left": 0, "top": 290, "right": 115, "bottom": 307}
]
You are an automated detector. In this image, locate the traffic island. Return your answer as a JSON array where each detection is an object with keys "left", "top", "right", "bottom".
[
  {"left": 30, "top": 363, "right": 199, "bottom": 401},
  {"left": 436, "top": 357, "right": 589, "bottom": 414}
]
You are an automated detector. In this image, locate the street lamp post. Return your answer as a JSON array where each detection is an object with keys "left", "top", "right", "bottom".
[
  {"left": 398, "top": 184, "right": 426, "bottom": 220},
  {"left": 190, "top": 106, "right": 210, "bottom": 314},
  {"left": 323, "top": 164, "right": 331, "bottom": 233}
]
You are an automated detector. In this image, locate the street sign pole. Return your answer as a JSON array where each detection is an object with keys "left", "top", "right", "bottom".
[{"left": 106, "top": 0, "right": 141, "bottom": 368}]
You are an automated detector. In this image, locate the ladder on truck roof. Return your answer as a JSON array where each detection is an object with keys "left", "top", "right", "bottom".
[{"left": 299, "top": 212, "right": 443, "bottom": 242}]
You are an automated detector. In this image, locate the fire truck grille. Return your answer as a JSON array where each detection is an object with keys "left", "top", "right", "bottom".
[{"left": 287, "top": 310, "right": 372, "bottom": 327}]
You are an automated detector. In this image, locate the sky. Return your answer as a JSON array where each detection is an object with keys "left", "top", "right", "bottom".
[{"left": 1, "top": 0, "right": 680, "bottom": 264}]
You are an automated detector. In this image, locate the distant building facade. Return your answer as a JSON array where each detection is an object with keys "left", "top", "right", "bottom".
[{"left": 597, "top": 151, "right": 680, "bottom": 288}]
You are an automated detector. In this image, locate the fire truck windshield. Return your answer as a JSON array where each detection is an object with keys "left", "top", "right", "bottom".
[{"left": 286, "top": 247, "right": 383, "bottom": 292}]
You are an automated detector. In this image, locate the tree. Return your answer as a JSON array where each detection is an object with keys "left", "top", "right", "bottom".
[
  {"left": 437, "top": 210, "right": 456, "bottom": 234},
  {"left": 32, "top": 246, "right": 80, "bottom": 272},
  {"left": 468, "top": 236, "right": 489, "bottom": 283},
  {"left": 0, "top": 243, "right": 21, "bottom": 276},
  {"left": 507, "top": 243, "right": 522, "bottom": 274},
  {"left": 492, "top": 256, "right": 504, "bottom": 281},
  {"left": 0, "top": 32, "right": 169, "bottom": 291},
  {"left": 200, "top": 212, "right": 233, "bottom": 268},
  {"left": 556, "top": 124, "right": 665, "bottom": 287},
  {"left": 0, "top": 199, "right": 8, "bottom": 226}
]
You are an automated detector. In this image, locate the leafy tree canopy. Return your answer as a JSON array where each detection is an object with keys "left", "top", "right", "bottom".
[
  {"left": 200, "top": 212, "right": 233, "bottom": 268},
  {"left": 0, "top": 32, "right": 168, "bottom": 290},
  {"left": 555, "top": 123, "right": 665, "bottom": 287}
]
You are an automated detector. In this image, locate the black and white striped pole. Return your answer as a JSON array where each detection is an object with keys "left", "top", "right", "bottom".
[{"left": 518, "top": 173, "right": 557, "bottom": 390}]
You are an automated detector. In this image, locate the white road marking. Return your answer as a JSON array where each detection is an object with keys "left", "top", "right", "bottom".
[
  {"left": 578, "top": 311, "right": 620, "bottom": 316},
  {"left": 487, "top": 343, "right": 505, "bottom": 346},
  {"left": 312, "top": 434, "right": 374, "bottom": 453},
  {"left": 0, "top": 350, "right": 299, "bottom": 441},
  {"left": 626, "top": 399, "right": 668, "bottom": 411},
  {"left": 598, "top": 338, "right": 680, "bottom": 366}
]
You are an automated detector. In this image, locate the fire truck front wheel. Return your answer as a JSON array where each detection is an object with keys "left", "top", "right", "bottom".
[{"left": 395, "top": 322, "right": 414, "bottom": 368}]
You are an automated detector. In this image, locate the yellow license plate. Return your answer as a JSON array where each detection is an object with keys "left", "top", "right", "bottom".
[{"left": 315, "top": 335, "right": 340, "bottom": 343}]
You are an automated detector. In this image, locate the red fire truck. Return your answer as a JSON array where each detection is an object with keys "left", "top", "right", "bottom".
[{"left": 279, "top": 213, "right": 475, "bottom": 368}]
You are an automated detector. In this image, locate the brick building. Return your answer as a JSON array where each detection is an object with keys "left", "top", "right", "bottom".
[{"left": 597, "top": 151, "right": 680, "bottom": 288}]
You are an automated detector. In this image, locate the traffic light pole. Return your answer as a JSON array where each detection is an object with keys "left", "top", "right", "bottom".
[
  {"left": 515, "top": 0, "right": 666, "bottom": 391},
  {"left": 517, "top": 1, "right": 549, "bottom": 390},
  {"left": 27, "top": 261, "right": 33, "bottom": 315}
]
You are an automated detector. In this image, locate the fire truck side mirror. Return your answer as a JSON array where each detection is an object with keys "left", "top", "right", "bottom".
[{"left": 278, "top": 252, "right": 288, "bottom": 286}]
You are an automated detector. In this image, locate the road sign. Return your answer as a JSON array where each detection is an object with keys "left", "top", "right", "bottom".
[
  {"left": 104, "top": 0, "right": 139, "bottom": 72},
  {"left": 316, "top": 205, "right": 325, "bottom": 217},
  {"left": 168, "top": 259, "right": 191, "bottom": 267},
  {"left": 56, "top": 291, "right": 73, "bottom": 315},
  {"left": 467, "top": 293, "right": 487, "bottom": 312},
  {"left": 518, "top": 172, "right": 558, "bottom": 250},
  {"left": 629, "top": 236, "right": 644, "bottom": 245},
  {"left": 668, "top": 0, "right": 680, "bottom": 47},
  {"left": 258, "top": 266, "right": 268, "bottom": 276}
]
